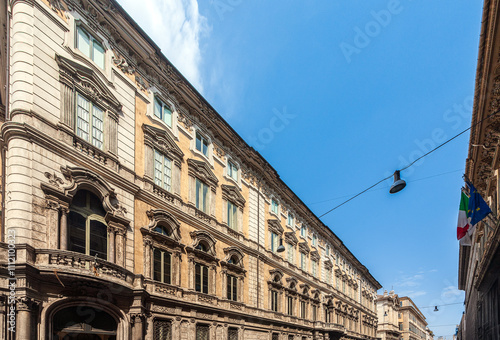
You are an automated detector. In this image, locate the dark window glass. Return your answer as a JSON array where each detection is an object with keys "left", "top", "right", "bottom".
[
  {"left": 153, "top": 319, "right": 172, "bottom": 340},
  {"left": 89, "top": 220, "right": 107, "bottom": 259},
  {"left": 68, "top": 211, "right": 86, "bottom": 254},
  {"left": 196, "top": 324, "right": 210, "bottom": 340}
]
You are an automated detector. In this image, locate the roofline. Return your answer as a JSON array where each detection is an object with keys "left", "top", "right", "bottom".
[{"left": 108, "top": 0, "right": 381, "bottom": 290}]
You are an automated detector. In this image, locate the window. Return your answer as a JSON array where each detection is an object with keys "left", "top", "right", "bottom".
[
  {"left": 271, "top": 290, "right": 279, "bottom": 312},
  {"left": 153, "top": 248, "right": 171, "bottom": 284},
  {"left": 300, "top": 253, "right": 307, "bottom": 271},
  {"left": 196, "top": 324, "right": 210, "bottom": 340},
  {"left": 287, "top": 213, "right": 294, "bottom": 227},
  {"left": 272, "top": 333, "right": 279, "bottom": 340},
  {"left": 76, "top": 93, "right": 104, "bottom": 149},
  {"left": 300, "top": 301, "right": 306, "bottom": 319},
  {"left": 326, "top": 268, "right": 331, "bottom": 284},
  {"left": 271, "top": 199, "right": 279, "bottom": 214},
  {"left": 154, "top": 150, "right": 172, "bottom": 191},
  {"left": 312, "top": 260, "right": 318, "bottom": 277},
  {"left": 287, "top": 243, "right": 295, "bottom": 264},
  {"left": 312, "top": 234, "right": 317, "bottom": 246},
  {"left": 195, "top": 178, "right": 209, "bottom": 213},
  {"left": 195, "top": 263, "right": 209, "bottom": 294},
  {"left": 271, "top": 232, "right": 279, "bottom": 253},
  {"left": 227, "top": 201, "right": 238, "bottom": 230},
  {"left": 228, "top": 160, "right": 238, "bottom": 181},
  {"left": 326, "top": 245, "right": 330, "bottom": 256},
  {"left": 228, "top": 328, "right": 238, "bottom": 340},
  {"left": 336, "top": 277, "right": 339, "bottom": 290},
  {"left": 68, "top": 190, "right": 108, "bottom": 259},
  {"left": 287, "top": 296, "right": 294, "bottom": 315},
  {"left": 196, "top": 131, "right": 209, "bottom": 156},
  {"left": 154, "top": 97, "right": 172, "bottom": 127},
  {"left": 342, "top": 280, "right": 346, "bottom": 294},
  {"left": 312, "top": 305, "right": 317, "bottom": 321},
  {"left": 77, "top": 25, "right": 105, "bottom": 69},
  {"left": 301, "top": 226, "right": 306, "bottom": 237},
  {"left": 154, "top": 319, "right": 172, "bottom": 340},
  {"left": 227, "top": 274, "right": 238, "bottom": 301}
]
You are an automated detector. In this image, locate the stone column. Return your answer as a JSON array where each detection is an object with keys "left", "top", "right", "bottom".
[
  {"left": 187, "top": 257, "right": 195, "bottom": 290},
  {"left": 131, "top": 313, "right": 145, "bottom": 340},
  {"left": 116, "top": 230, "right": 126, "bottom": 267},
  {"left": 59, "top": 206, "right": 69, "bottom": 250},
  {"left": 16, "top": 298, "right": 35, "bottom": 340},
  {"left": 144, "top": 238, "right": 152, "bottom": 278},
  {"left": 46, "top": 199, "right": 60, "bottom": 249},
  {"left": 221, "top": 269, "right": 227, "bottom": 299},
  {"left": 173, "top": 251, "right": 182, "bottom": 286},
  {"left": 210, "top": 264, "right": 217, "bottom": 295},
  {"left": 108, "top": 227, "right": 116, "bottom": 263}
]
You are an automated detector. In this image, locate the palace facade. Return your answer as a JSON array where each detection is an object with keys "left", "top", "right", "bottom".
[
  {"left": 0, "top": 1, "right": 381, "bottom": 339},
  {"left": 458, "top": 0, "right": 500, "bottom": 339}
]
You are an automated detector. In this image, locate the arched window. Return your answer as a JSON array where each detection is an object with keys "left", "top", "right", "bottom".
[
  {"left": 68, "top": 190, "right": 108, "bottom": 260},
  {"left": 52, "top": 306, "right": 117, "bottom": 339}
]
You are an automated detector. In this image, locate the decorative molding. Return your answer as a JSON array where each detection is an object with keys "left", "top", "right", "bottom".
[
  {"left": 187, "top": 159, "right": 218, "bottom": 190},
  {"left": 143, "top": 124, "right": 184, "bottom": 167},
  {"left": 221, "top": 185, "right": 245, "bottom": 208},
  {"left": 284, "top": 231, "right": 298, "bottom": 246},
  {"left": 268, "top": 219, "right": 284, "bottom": 235},
  {"left": 298, "top": 242, "right": 310, "bottom": 254}
]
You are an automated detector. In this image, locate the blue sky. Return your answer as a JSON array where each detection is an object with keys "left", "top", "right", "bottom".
[{"left": 118, "top": 0, "right": 482, "bottom": 337}]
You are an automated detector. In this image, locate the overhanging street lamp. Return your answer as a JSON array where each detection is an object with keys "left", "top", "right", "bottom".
[{"left": 389, "top": 170, "right": 406, "bottom": 194}]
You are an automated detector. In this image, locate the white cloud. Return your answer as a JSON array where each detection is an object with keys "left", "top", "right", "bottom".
[{"left": 117, "top": 0, "right": 209, "bottom": 92}]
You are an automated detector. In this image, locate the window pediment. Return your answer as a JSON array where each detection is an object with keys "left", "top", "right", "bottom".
[
  {"left": 286, "top": 276, "right": 298, "bottom": 291},
  {"left": 298, "top": 241, "right": 310, "bottom": 254},
  {"left": 187, "top": 230, "right": 217, "bottom": 260},
  {"left": 268, "top": 269, "right": 284, "bottom": 286},
  {"left": 310, "top": 250, "right": 320, "bottom": 261},
  {"left": 268, "top": 219, "right": 283, "bottom": 235},
  {"left": 324, "top": 258, "right": 333, "bottom": 270},
  {"left": 187, "top": 159, "right": 218, "bottom": 190},
  {"left": 221, "top": 185, "right": 245, "bottom": 208},
  {"left": 56, "top": 54, "right": 121, "bottom": 115},
  {"left": 141, "top": 209, "right": 182, "bottom": 248},
  {"left": 221, "top": 246, "right": 245, "bottom": 274},
  {"left": 143, "top": 124, "right": 184, "bottom": 166},
  {"left": 284, "top": 231, "right": 298, "bottom": 246}
]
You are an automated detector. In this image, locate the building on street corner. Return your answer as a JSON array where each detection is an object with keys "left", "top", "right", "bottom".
[{"left": 0, "top": 0, "right": 382, "bottom": 339}]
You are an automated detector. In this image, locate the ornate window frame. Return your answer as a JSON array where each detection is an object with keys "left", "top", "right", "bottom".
[
  {"left": 186, "top": 231, "right": 218, "bottom": 295},
  {"left": 141, "top": 209, "right": 184, "bottom": 286},
  {"left": 221, "top": 185, "right": 245, "bottom": 234},
  {"left": 41, "top": 166, "right": 130, "bottom": 267},
  {"left": 220, "top": 247, "right": 246, "bottom": 302},
  {"left": 188, "top": 159, "right": 218, "bottom": 217},
  {"left": 268, "top": 269, "right": 284, "bottom": 313},
  {"left": 56, "top": 54, "right": 121, "bottom": 166},
  {"left": 143, "top": 124, "right": 184, "bottom": 197}
]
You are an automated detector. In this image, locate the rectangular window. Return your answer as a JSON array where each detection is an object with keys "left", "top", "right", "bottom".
[
  {"left": 312, "top": 305, "right": 317, "bottom": 321},
  {"left": 227, "top": 201, "right": 238, "bottom": 230},
  {"left": 195, "top": 263, "right": 209, "bottom": 294},
  {"left": 287, "top": 243, "right": 295, "bottom": 264},
  {"left": 300, "top": 252, "right": 307, "bottom": 270},
  {"left": 228, "top": 160, "right": 238, "bottom": 181},
  {"left": 301, "top": 226, "right": 306, "bottom": 237},
  {"left": 312, "top": 260, "right": 318, "bottom": 277},
  {"left": 287, "top": 213, "right": 294, "bottom": 227},
  {"left": 227, "top": 274, "right": 238, "bottom": 301},
  {"left": 342, "top": 280, "right": 346, "bottom": 294},
  {"left": 312, "top": 234, "right": 317, "bottom": 246},
  {"left": 271, "top": 290, "right": 279, "bottom": 312},
  {"left": 271, "top": 232, "right": 279, "bottom": 253},
  {"left": 272, "top": 334, "right": 279, "bottom": 340},
  {"left": 154, "top": 97, "right": 173, "bottom": 127},
  {"left": 153, "top": 319, "right": 172, "bottom": 340},
  {"left": 300, "top": 301, "right": 306, "bottom": 319},
  {"left": 153, "top": 248, "right": 171, "bottom": 284},
  {"left": 326, "top": 245, "right": 330, "bottom": 256},
  {"left": 196, "top": 131, "right": 209, "bottom": 156},
  {"left": 195, "top": 178, "right": 209, "bottom": 213},
  {"left": 76, "top": 93, "right": 104, "bottom": 149},
  {"left": 326, "top": 268, "right": 331, "bottom": 284},
  {"left": 336, "top": 276, "right": 339, "bottom": 290},
  {"left": 154, "top": 150, "right": 172, "bottom": 191},
  {"left": 228, "top": 328, "right": 238, "bottom": 340},
  {"left": 271, "top": 199, "right": 279, "bottom": 214},
  {"left": 77, "top": 26, "right": 105, "bottom": 69},
  {"left": 287, "top": 296, "right": 293, "bottom": 316},
  {"left": 196, "top": 324, "right": 210, "bottom": 340}
]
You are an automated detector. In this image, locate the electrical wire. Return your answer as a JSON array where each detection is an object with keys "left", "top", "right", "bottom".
[
  {"left": 420, "top": 302, "right": 463, "bottom": 308},
  {"left": 319, "top": 109, "right": 500, "bottom": 218}
]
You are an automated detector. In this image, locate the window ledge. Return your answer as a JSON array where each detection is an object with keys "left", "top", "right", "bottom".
[
  {"left": 223, "top": 174, "right": 241, "bottom": 188},
  {"left": 192, "top": 147, "right": 213, "bottom": 166}
]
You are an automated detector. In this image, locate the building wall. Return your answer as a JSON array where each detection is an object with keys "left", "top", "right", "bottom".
[{"left": 0, "top": 0, "right": 381, "bottom": 339}]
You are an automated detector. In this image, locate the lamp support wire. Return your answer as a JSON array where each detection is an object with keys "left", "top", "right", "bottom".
[{"left": 319, "top": 109, "right": 500, "bottom": 218}]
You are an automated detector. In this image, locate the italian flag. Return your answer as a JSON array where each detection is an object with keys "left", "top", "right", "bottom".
[{"left": 457, "top": 191, "right": 471, "bottom": 245}]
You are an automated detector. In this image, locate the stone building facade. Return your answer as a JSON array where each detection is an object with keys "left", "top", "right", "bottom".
[
  {"left": 458, "top": 1, "right": 500, "bottom": 339},
  {"left": 376, "top": 290, "right": 401, "bottom": 340},
  {"left": 0, "top": 0, "right": 381, "bottom": 339},
  {"left": 397, "top": 297, "right": 429, "bottom": 340}
]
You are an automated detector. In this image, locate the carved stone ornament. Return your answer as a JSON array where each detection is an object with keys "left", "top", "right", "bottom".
[
  {"left": 187, "top": 230, "right": 217, "bottom": 260},
  {"left": 187, "top": 159, "right": 218, "bottom": 190},
  {"left": 310, "top": 250, "right": 320, "bottom": 261},
  {"left": 140, "top": 209, "right": 183, "bottom": 248},
  {"left": 143, "top": 124, "right": 184, "bottom": 166},
  {"left": 284, "top": 231, "right": 298, "bottom": 246},
  {"left": 48, "top": 0, "right": 66, "bottom": 13},
  {"left": 268, "top": 219, "right": 284, "bottom": 235},
  {"left": 298, "top": 241, "right": 310, "bottom": 254},
  {"left": 221, "top": 185, "right": 246, "bottom": 208}
]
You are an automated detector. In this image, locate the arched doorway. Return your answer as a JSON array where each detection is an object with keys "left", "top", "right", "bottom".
[{"left": 52, "top": 306, "right": 117, "bottom": 339}]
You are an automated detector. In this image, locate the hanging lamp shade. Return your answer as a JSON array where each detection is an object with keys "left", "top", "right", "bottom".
[{"left": 390, "top": 170, "right": 406, "bottom": 194}]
